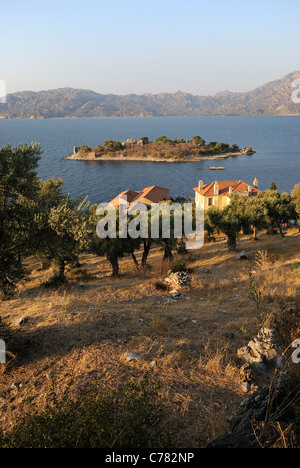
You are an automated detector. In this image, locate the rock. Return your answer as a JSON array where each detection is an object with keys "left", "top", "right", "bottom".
[
  {"left": 227, "top": 295, "right": 242, "bottom": 301},
  {"left": 11, "top": 382, "right": 22, "bottom": 389},
  {"left": 124, "top": 352, "right": 141, "bottom": 362},
  {"left": 207, "top": 377, "right": 300, "bottom": 448},
  {"left": 236, "top": 251, "right": 248, "bottom": 260},
  {"left": 236, "top": 327, "right": 282, "bottom": 375},
  {"left": 241, "top": 382, "right": 251, "bottom": 393},
  {"left": 14, "top": 317, "right": 28, "bottom": 326},
  {"left": 240, "top": 363, "right": 253, "bottom": 383},
  {"left": 164, "top": 271, "right": 189, "bottom": 289}
]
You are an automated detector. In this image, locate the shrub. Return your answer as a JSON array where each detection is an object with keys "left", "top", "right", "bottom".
[
  {"left": 0, "top": 374, "right": 171, "bottom": 448},
  {"left": 104, "top": 140, "right": 123, "bottom": 151},
  {"left": 171, "top": 256, "right": 187, "bottom": 273}
]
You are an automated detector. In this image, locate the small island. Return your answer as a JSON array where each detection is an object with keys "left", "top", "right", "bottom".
[{"left": 65, "top": 135, "right": 255, "bottom": 163}]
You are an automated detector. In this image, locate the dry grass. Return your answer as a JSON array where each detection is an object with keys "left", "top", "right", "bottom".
[{"left": 0, "top": 228, "right": 299, "bottom": 447}]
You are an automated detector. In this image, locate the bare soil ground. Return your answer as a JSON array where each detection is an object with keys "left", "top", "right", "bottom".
[{"left": 0, "top": 229, "right": 299, "bottom": 447}]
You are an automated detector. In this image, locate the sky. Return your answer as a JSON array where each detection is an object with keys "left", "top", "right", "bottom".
[{"left": 1, "top": 0, "right": 300, "bottom": 96}]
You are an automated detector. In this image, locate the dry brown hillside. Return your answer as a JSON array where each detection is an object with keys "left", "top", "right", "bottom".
[{"left": 0, "top": 228, "right": 299, "bottom": 447}]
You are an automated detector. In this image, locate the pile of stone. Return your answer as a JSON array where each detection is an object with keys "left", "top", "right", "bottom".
[
  {"left": 207, "top": 386, "right": 270, "bottom": 448},
  {"left": 236, "top": 327, "right": 283, "bottom": 376},
  {"left": 164, "top": 271, "right": 189, "bottom": 292},
  {"left": 207, "top": 377, "right": 300, "bottom": 448}
]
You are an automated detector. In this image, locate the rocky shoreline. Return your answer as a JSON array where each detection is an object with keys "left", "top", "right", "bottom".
[{"left": 65, "top": 149, "right": 255, "bottom": 163}]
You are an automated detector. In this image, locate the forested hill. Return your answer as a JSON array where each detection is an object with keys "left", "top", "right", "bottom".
[{"left": 1, "top": 71, "right": 300, "bottom": 118}]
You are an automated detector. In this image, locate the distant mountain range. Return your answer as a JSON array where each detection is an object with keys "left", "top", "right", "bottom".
[{"left": 1, "top": 71, "right": 300, "bottom": 118}]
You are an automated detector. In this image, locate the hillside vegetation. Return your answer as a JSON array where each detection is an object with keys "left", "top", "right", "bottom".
[
  {"left": 0, "top": 143, "right": 299, "bottom": 448},
  {"left": 0, "top": 71, "right": 299, "bottom": 118},
  {"left": 0, "top": 229, "right": 300, "bottom": 447}
]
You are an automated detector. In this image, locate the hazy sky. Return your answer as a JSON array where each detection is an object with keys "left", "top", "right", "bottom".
[{"left": 1, "top": 0, "right": 300, "bottom": 95}]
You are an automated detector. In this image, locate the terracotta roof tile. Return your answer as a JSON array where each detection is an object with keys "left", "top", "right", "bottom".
[
  {"left": 109, "top": 186, "right": 170, "bottom": 207},
  {"left": 109, "top": 189, "right": 140, "bottom": 207},
  {"left": 133, "top": 186, "right": 171, "bottom": 204},
  {"left": 193, "top": 180, "right": 260, "bottom": 197}
]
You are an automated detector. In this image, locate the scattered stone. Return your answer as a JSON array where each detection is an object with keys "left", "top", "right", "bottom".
[
  {"left": 124, "top": 352, "right": 141, "bottom": 362},
  {"left": 236, "top": 251, "right": 249, "bottom": 260},
  {"left": 11, "top": 382, "right": 22, "bottom": 389},
  {"left": 164, "top": 271, "right": 189, "bottom": 289},
  {"left": 227, "top": 295, "right": 242, "bottom": 301},
  {"left": 14, "top": 317, "right": 28, "bottom": 326},
  {"left": 240, "top": 363, "right": 253, "bottom": 384},
  {"left": 46, "top": 371, "right": 56, "bottom": 379},
  {"left": 241, "top": 382, "right": 251, "bottom": 393}
]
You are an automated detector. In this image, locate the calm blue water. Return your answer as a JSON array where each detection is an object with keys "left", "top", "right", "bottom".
[{"left": 0, "top": 116, "right": 299, "bottom": 204}]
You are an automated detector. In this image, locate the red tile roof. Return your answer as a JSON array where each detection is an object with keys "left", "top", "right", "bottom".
[
  {"left": 132, "top": 186, "right": 171, "bottom": 204},
  {"left": 109, "top": 186, "right": 170, "bottom": 207},
  {"left": 193, "top": 180, "right": 260, "bottom": 197},
  {"left": 109, "top": 189, "right": 140, "bottom": 207}
]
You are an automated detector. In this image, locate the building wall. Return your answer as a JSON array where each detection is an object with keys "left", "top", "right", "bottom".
[{"left": 195, "top": 192, "right": 230, "bottom": 210}]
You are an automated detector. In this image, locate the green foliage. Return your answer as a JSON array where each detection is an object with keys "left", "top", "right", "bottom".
[
  {"left": 204, "top": 206, "right": 222, "bottom": 239},
  {"left": 155, "top": 136, "right": 172, "bottom": 144},
  {"left": 257, "top": 189, "right": 296, "bottom": 236},
  {"left": 104, "top": 140, "right": 123, "bottom": 151},
  {"left": 171, "top": 256, "right": 187, "bottom": 273},
  {"left": 140, "top": 136, "right": 149, "bottom": 144},
  {"left": 95, "top": 145, "right": 104, "bottom": 154},
  {"left": 188, "top": 135, "right": 205, "bottom": 146},
  {"left": 34, "top": 179, "right": 92, "bottom": 285},
  {"left": 89, "top": 205, "right": 141, "bottom": 276},
  {"left": 0, "top": 143, "right": 42, "bottom": 298},
  {"left": 79, "top": 145, "right": 91, "bottom": 153},
  {"left": 214, "top": 142, "right": 229, "bottom": 152},
  {"left": 217, "top": 195, "right": 247, "bottom": 250},
  {"left": 291, "top": 183, "right": 300, "bottom": 221},
  {"left": 270, "top": 181, "right": 278, "bottom": 191},
  {"left": 0, "top": 374, "right": 170, "bottom": 448},
  {"left": 173, "top": 137, "right": 186, "bottom": 143}
]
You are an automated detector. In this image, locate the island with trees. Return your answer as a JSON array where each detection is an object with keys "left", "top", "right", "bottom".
[{"left": 66, "top": 136, "right": 255, "bottom": 162}]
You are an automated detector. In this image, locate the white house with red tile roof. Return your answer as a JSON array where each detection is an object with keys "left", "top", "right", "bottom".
[
  {"left": 109, "top": 185, "right": 171, "bottom": 209},
  {"left": 193, "top": 179, "right": 260, "bottom": 210}
]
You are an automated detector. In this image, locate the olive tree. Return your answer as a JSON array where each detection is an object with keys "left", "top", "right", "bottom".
[{"left": 0, "top": 143, "right": 41, "bottom": 297}]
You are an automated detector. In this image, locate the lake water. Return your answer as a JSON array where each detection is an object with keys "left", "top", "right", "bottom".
[{"left": 0, "top": 116, "right": 299, "bottom": 204}]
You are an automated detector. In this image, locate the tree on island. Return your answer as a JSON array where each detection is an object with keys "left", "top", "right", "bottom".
[
  {"left": 155, "top": 136, "right": 173, "bottom": 144},
  {"left": 188, "top": 136, "right": 205, "bottom": 146},
  {"left": 104, "top": 140, "right": 123, "bottom": 151}
]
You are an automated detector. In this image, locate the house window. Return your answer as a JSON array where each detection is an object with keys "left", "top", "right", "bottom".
[{"left": 208, "top": 198, "right": 213, "bottom": 206}]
